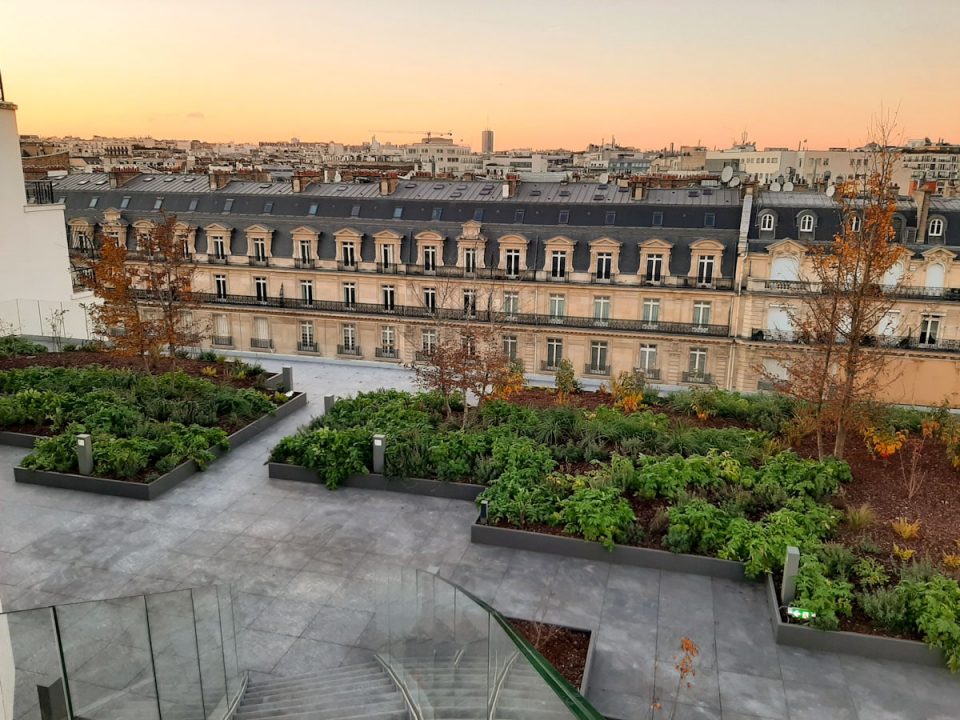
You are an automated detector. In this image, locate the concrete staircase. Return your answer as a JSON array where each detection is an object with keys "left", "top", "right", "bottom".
[{"left": 234, "top": 661, "right": 411, "bottom": 720}]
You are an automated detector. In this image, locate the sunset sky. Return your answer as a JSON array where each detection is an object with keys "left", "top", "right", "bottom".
[{"left": 2, "top": 0, "right": 958, "bottom": 151}]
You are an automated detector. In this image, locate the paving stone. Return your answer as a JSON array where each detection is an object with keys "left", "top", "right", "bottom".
[{"left": 718, "top": 671, "right": 787, "bottom": 719}]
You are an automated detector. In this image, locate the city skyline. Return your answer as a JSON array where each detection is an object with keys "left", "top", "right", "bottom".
[{"left": 2, "top": 0, "right": 959, "bottom": 150}]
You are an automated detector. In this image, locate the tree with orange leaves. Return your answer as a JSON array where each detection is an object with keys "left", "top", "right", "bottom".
[
  {"left": 769, "top": 118, "right": 905, "bottom": 459},
  {"left": 87, "top": 213, "right": 202, "bottom": 370}
]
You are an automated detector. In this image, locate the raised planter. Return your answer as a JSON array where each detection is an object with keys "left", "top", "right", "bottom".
[
  {"left": 268, "top": 462, "right": 485, "bottom": 501},
  {"left": 763, "top": 574, "right": 946, "bottom": 667},
  {"left": 13, "top": 392, "right": 307, "bottom": 500},
  {"left": 0, "top": 430, "right": 41, "bottom": 448},
  {"left": 471, "top": 521, "right": 746, "bottom": 581}
]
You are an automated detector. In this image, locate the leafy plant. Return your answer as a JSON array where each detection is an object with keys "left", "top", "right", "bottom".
[
  {"left": 793, "top": 555, "right": 854, "bottom": 630},
  {"left": 553, "top": 359, "right": 581, "bottom": 399},
  {"left": 853, "top": 557, "right": 889, "bottom": 588},
  {"left": 891, "top": 517, "right": 921, "bottom": 541},
  {"left": 893, "top": 544, "right": 916, "bottom": 561},
  {"left": 942, "top": 554, "right": 960, "bottom": 571},
  {"left": 556, "top": 486, "right": 635, "bottom": 550},
  {"left": 269, "top": 428, "right": 370, "bottom": 489},
  {"left": 845, "top": 502, "right": 877, "bottom": 532},
  {"left": 818, "top": 542, "right": 857, "bottom": 580}
]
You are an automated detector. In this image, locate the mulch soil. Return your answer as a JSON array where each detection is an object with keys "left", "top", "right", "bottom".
[
  {"left": 0, "top": 351, "right": 268, "bottom": 389},
  {"left": 506, "top": 618, "right": 590, "bottom": 689}
]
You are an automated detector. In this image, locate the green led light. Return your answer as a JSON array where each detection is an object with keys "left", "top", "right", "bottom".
[{"left": 787, "top": 606, "right": 816, "bottom": 621}]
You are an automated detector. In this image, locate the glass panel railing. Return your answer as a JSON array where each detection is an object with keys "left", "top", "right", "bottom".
[
  {"left": 216, "top": 585, "right": 241, "bottom": 703},
  {"left": 55, "top": 596, "right": 161, "bottom": 720},
  {"left": 191, "top": 586, "right": 228, "bottom": 720},
  {"left": 0, "top": 607, "right": 70, "bottom": 720},
  {"left": 145, "top": 589, "right": 204, "bottom": 720}
]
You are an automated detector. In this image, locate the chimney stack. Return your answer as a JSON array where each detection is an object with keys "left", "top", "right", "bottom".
[
  {"left": 379, "top": 172, "right": 398, "bottom": 196},
  {"left": 502, "top": 173, "right": 520, "bottom": 199},
  {"left": 109, "top": 168, "right": 139, "bottom": 189},
  {"left": 291, "top": 171, "right": 320, "bottom": 193},
  {"left": 912, "top": 185, "right": 932, "bottom": 243},
  {"left": 208, "top": 171, "right": 232, "bottom": 191}
]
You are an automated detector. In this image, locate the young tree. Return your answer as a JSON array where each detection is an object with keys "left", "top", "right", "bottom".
[
  {"left": 87, "top": 213, "right": 202, "bottom": 370},
  {"left": 771, "top": 118, "right": 905, "bottom": 458}
]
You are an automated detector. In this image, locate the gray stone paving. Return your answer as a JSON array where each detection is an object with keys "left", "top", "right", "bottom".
[{"left": 0, "top": 356, "right": 958, "bottom": 719}]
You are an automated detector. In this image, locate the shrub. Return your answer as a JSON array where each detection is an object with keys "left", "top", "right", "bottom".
[
  {"left": 428, "top": 431, "right": 489, "bottom": 482},
  {"left": 554, "top": 359, "right": 581, "bottom": 397},
  {"left": 891, "top": 517, "right": 921, "bottom": 541},
  {"left": 860, "top": 587, "right": 914, "bottom": 634},
  {"left": 478, "top": 472, "right": 563, "bottom": 527},
  {"left": 664, "top": 500, "right": 732, "bottom": 556},
  {"left": 845, "top": 503, "right": 877, "bottom": 532},
  {"left": 269, "top": 428, "right": 371, "bottom": 489},
  {"left": 0, "top": 335, "right": 47, "bottom": 358},
  {"left": 817, "top": 543, "right": 858, "bottom": 580},
  {"left": 557, "top": 486, "right": 635, "bottom": 550},
  {"left": 853, "top": 557, "right": 890, "bottom": 588},
  {"left": 793, "top": 555, "right": 854, "bottom": 631}
]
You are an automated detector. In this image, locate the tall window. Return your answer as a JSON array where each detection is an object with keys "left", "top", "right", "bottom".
[
  {"left": 382, "top": 285, "right": 396, "bottom": 311},
  {"left": 689, "top": 347, "right": 708, "bottom": 375},
  {"left": 642, "top": 298, "right": 661, "bottom": 323},
  {"left": 645, "top": 254, "right": 663, "bottom": 283},
  {"left": 546, "top": 338, "right": 563, "bottom": 368},
  {"left": 253, "top": 237, "right": 267, "bottom": 262},
  {"left": 799, "top": 214, "right": 814, "bottom": 233},
  {"left": 300, "top": 280, "right": 313, "bottom": 305},
  {"left": 299, "top": 321, "right": 314, "bottom": 349},
  {"left": 463, "top": 289, "right": 477, "bottom": 316},
  {"left": 503, "top": 335, "right": 518, "bottom": 361},
  {"left": 342, "top": 242, "right": 356, "bottom": 267},
  {"left": 638, "top": 344, "right": 657, "bottom": 372},
  {"left": 380, "top": 244, "right": 394, "bottom": 267},
  {"left": 343, "top": 282, "right": 356, "bottom": 307},
  {"left": 422, "top": 329, "right": 437, "bottom": 354},
  {"left": 594, "top": 296, "right": 611, "bottom": 324},
  {"left": 549, "top": 294, "right": 566, "bottom": 321},
  {"left": 929, "top": 218, "right": 945, "bottom": 239},
  {"left": 505, "top": 248, "right": 521, "bottom": 277},
  {"left": 423, "top": 245, "right": 437, "bottom": 272},
  {"left": 254, "top": 317, "right": 270, "bottom": 343},
  {"left": 214, "top": 274, "right": 227, "bottom": 299},
  {"left": 920, "top": 315, "right": 941, "bottom": 345},
  {"left": 590, "top": 341, "right": 608, "bottom": 372},
  {"left": 464, "top": 247, "right": 477, "bottom": 274},
  {"left": 298, "top": 239, "right": 311, "bottom": 261},
  {"left": 693, "top": 301, "right": 712, "bottom": 327},
  {"left": 214, "top": 314, "right": 230, "bottom": 339},
  {"left": 381, "top": 326, "right": 396, "bottom": 352},
  {"left": 503, "top": 291, "right": 519, "bottom": 316},
  {"left": 423, "top": 287, "right": 437, "bottom": 311},
  {"left": 759, "top": 213, "right": 775, "bottom": 232},
  {"left": 697, "top": 256, "right": 715, "bottom": 286},
  {"left": 595, "top": 253, "right": 613, "bottom": 280},
  {"left": 550, "top": 250, "right": 567, "bottom": 279},
  {"left": 342, "top": 324, "right": 357, "bottom": 352},
  {"left": 211, "top": 236, "right": 226, "bottom": 259},
  {"left": 254, "top": 277, "right": 268, "bottom": 302}
]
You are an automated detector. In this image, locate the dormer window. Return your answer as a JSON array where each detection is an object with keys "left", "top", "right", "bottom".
[
  {"left": 423, "top": 245, "right": 438, "bottom": 272},
  {"left": 464, "top": 247, "right": 477, "bottom": 274},
  {"left": 505, "top": 248, "right": 522, "bottom": 278},
  {"left": 929, "top": 217, "right": 945, "bottom": 239},
  {"left": 851, "top": 215, "right": 862, "bottom": 233},
  {"left": 550, "top": 250, "right": 567, "bottom": 279},
  {"left": 342, "top": 242, "right": 356, "bottom": 267},
  {"left": 798, "top": 213, "right": 815, "bottom": 233},
  {"left": 697, "top": 256, "right": 715, "bottom": 286},
  {"left": 759, "top": 213, "right": 775, "bottom": 232}
]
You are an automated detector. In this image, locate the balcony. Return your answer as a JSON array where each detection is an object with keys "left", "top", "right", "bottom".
[
  {"left": 25, "top": 181, "right": 56, "bottom": 205},
  {"left": 172, "top": 291, "right": 733, "bottom": 339},
  {"left": 376, "top": 262, "right": 400, "bottom": 274},
  {"left": 250, "top": 338, "right": 273, "bottom": 350},
  {"left": 747, "top": 328, "right": 960, "bottom": 355},
  {"left": 541, "top": 360, "right": 560, "bottom": 372},
  {"left": 248, "top": 256, "right": 270, "bottom": 267},
  {"left": 415, "top": 350, "right": 435, "bottom": 362},
  {"left": 635, "top": 367, "right": 661, "bottom": 381},
  {"left": 375, "top": 347, "right": 399, "bottom": 359},
  {"left": 591, "top": 273, "right": 614, "bottom": 284},
  {"left": 337, "top": 344, "right": 361, "bottom": 356},
  {"left": 337, "top": 260, "right": 359, "bottom": 272},
  {"left": 682, "top": 371, "right": 714, "bottom": 384},
  {"left": 207, "top": 255, "right": 229, "bottom": 265},
  {"left": 295, "top": 258, "right": 315, "bottom": 269},
  {"left": 212, "top": 335, "right": 233, "bottom": 347},
  {"left": 71, "top": 266, "right": 95, "bottom": 291},
  {"left": 584, "top": 363, "right": 611, "bottom": 376},
  {"left": 297, "top": 341, "right": 318, "bottom": 352},
  {"left": 547, "top": 273, "right": 569, "bottom": 283}
]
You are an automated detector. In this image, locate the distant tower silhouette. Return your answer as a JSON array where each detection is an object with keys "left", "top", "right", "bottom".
[{"left": 482, "top": 129, "right": 494, "bottom": 154}]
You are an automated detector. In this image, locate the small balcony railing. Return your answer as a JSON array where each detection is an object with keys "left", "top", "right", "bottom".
[
  {"left": 212, "top": 335, "right": 233, "bottom": 346},
  {"left": 415, "top": 350, "right": 435, "bottom": 362},
  {"left": 591, "top": 273, "right": 614, "bottom": 284},
  {"left": 541, "top": 360, "right": 560, "bottom": 372},
  {"left": 207, "top": 255, "right": 229, "bottom": 265},
  {"left": 375, "top": 347, "right": 399, "bottom": 359},
  {"left": 297, "top": 341, "right": 318, "bottom": 352},
  {"left": 71, "top": 266, "right": 95, "bottom": 291},
  {"left": 584, "top": 364, "right": 611, "bottom": 376},
  {"left": 635, "top": 367, "right": 661, "bottom": 381},
  {"left": 295, "top": 258, "right": 315, "bottom": 269},
  {"left": 250, "top": 338, "right": 273, "bottom": 350},
  {"left": 248, "top": 256, "right": 269, "bottom": 267},
  {"left": 337, "top": 260, "right": 359, "bottom": 271},
  {"left": 337, "top": 344, "right": 361, "bottom": 356},
  {"left": 376, "top": 263, "right": 400, "bottom": 274},
  {"left": 25, "top": 181, "right": 56, "bottom": 205},
  {"left": 682, "top": 371, "right": 714, "bottom": 384},
  {"left": 547, "top": 273, "right": 569, "bottom": 283}
]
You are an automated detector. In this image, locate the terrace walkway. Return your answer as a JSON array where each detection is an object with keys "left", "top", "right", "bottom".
[{"left": 0, "top": 357, "right": 957, "bottom": 720}]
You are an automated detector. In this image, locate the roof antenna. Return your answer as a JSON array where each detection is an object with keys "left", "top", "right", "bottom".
[{"left": 0, "top": 69, "right": 5, "bottom": 102}]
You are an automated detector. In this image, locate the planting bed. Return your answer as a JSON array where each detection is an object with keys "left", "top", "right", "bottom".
[{"left": 507, "top": 618, "right": 592, "bottom": 691}]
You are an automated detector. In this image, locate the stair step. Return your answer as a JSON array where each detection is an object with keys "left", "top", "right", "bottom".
[
  {"left": 243, "top": 676, "right": 394, "bottom": 702},
  {"left": 246, "top": 663, "right": 385, "bottom": 690},
  {"left": 238, "top": 689, "right": 401, "bottom": 717},
  {"left": 237, "top": 706, "right": 409, "bottom": 720}
]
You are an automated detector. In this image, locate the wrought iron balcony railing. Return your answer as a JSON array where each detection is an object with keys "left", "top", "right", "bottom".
[
  {"left": 250, "top": 338, "right": 273, "bottom": 349},
  {"left": 297, "top": 341, "right": 318, "bottom": 352},
  {"left": 635, "top": 367, "right": 661, "bottom": 381},
  {"left": 682, "top": 371, "right": 714, "bottom": 384},
  {"left": 337, "top": 344, "right": 361, "bottom": 356},
  {"left": 25, "top": 181, "right": 56, "bottom": 205},
  {"left": 375, "top": 347, "right": 399, "bottom": 359},
  {"left": 294, "top": 258, "right": 315, "bottom": 269},
  {"left": 248, "top": 256, "right": 269, "bottom": 267},
  {"left": 584, "top": 363, "right": 611, "bottom": 376},
  {"left": 207, "top": 255, "right": 229, "bottom": 264},
  {"left": 212, "top": 335, "right": 233, "bottom": 346}
]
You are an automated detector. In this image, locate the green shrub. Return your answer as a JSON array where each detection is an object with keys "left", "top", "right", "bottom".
[
  {"left": 21, "top": 431, "right": 81, "bottom": 473},
  {"left": 860, "top": 587, "right": 914, "bottom": 634},
  {"left": 478, "top": 472, "right": 563, "bottom": 526},
  {"left": 557, "top": 486, "right": 635, "bottom": 550},
  {"left": 793, "top": 555, "right": 854, "bottom": 631},
  {"left": 270, "top": 428, "right": 371, "bottom": 489},
  {"left": 0, "top": 335, "right": 47, "bottom": 358},
  {"left": 853, "top": 557, "right": 889, "bottom": 588},
  {"left": 740, "top": 452, "right": 851, "bottom": 507},
  {"left": 554, "top": 359, "right": 581, "bottom": 395},
  {"left": 428, "top": 431, "right": 489, "bottom": 482},
  {"left": 666, "top": 426, "right": 769, "bottom": 464},
  {"left": 664, "top": 499, "right": 732, "bottom": 556},
  {"left": 92, "top": 437, "right": 155, "bottom": 479},
  {"left": 817, "top": 542, "right": 858, "bottom": 581}
]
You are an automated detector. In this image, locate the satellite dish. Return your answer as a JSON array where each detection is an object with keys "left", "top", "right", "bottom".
[
  {"left": 826, "top": 185, "right": 836, "bottom": 198},
  {"left": 598, "top": 172, "right": 610, "bottom": 184},
  {"left": 401, "top": 171, "right": 414, "bottom": 180},
  {"left": 729, "top": 176, "right": 741, "bottom": 188},
  {"left": 721, "top": 166, "right": 734, "bottom": 183},
  {"left": 783, "top": 181, "right": 794, "bottom": 192},
  {"left": 770, "top": 182, "right": 782, "bottom": 192}
]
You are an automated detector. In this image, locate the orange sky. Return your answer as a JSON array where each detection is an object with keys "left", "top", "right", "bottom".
[{"left": 2, "top": 0, "right": 958, "bottom": 151}]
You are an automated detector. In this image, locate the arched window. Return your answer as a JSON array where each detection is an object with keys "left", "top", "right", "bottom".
[
  {"left": 760, "top": 213, "right": 775, "bottom": 232},
  {"left": 799, "top": 214, "right": 815, "bottom": 233},
  {"left": 929, "top": 218, "right": 945, "bottom": 238}
]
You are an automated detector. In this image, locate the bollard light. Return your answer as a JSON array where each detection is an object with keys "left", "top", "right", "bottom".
[{"left": 479, "top": 500, "right": 489, "bottom": 525}]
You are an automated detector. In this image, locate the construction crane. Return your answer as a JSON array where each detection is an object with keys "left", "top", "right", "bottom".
[{"left": 369, "top": 129, "right": 453, "bottom": 139}]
